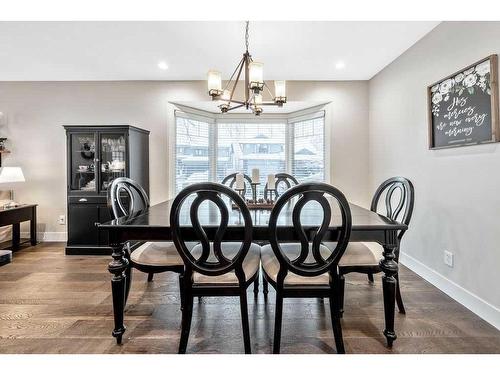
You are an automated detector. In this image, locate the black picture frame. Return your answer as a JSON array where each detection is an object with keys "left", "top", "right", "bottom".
[{"left": 427, "top": 55, "right": 499, "bottom": 149}]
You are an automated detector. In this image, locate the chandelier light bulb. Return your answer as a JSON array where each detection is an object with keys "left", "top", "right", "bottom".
[{"left": 254, "top": 93, "right": 263, "bottom": 105}]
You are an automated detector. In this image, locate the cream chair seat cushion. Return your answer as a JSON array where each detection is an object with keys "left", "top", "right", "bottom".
[
  {"left": 337, "top": 242, "right": 384, "bottom": 267},
  {"left": 261, "top": 242, "right": 384, "bottom": 286},
  {"left": 261, "top": 243, "right": 333, "bottom": 286},
  {"left": 130, "top": 242, "right": 183, "bottom": 267},
  {"left": 190, "top": 242, "right": 261, "bottom": 286}
]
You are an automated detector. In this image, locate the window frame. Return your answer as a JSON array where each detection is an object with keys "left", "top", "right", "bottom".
[{"left": 171, "top": 105, "right": 328, "bottom": 196}]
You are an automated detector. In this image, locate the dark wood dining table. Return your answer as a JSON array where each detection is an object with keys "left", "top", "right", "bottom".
[{"left": 98, "top": 199, "right": 407, "bottom": 348}]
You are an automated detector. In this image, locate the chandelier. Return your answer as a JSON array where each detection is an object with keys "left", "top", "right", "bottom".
[{"left": 207, "top": 21, "right": 287, "bottom": 116}]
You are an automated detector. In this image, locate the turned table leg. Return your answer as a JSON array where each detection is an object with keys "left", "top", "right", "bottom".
[
  {"left": 379, "top": 231, "right": 399, "bottom": 348},
  {"left": 108, "top": 241, "right": 128, "bottom": 344}
]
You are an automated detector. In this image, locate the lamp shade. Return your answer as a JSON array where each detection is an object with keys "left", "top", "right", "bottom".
[
  {"left": 207, "top": 70, "right": 222, "bottom": 92},
  {"left": 0, "top": 167, "right": 25, "bottom": 184},
  {"left": 274, "top": 80, "right": 286, "bottom": 98},
  {"left": 249, "top": 62, "right": 264, "bottom": 88}
]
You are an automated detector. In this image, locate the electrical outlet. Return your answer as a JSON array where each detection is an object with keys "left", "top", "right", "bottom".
[
  {"left": 58, "top": 215, "right": 66, "bottom": 225},
  {"left": 444, "top": 250, "right": 454, "bottom": 267}
]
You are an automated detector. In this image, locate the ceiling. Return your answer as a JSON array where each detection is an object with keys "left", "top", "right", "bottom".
[{"left": 0, "top": 21, "right": 439, "bottom": 81}]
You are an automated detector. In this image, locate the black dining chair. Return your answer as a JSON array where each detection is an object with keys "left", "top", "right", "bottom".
[
  {"left": 261, "top": 182, "right": 352, "bottom": 354},
  {"left": 337, "top": 176, "right": 414, "bottom": 315},
  {"left": 261, "top": 172, "right": 299, "bottom": 296},
  {"left": 108, "top": 177, "right": 186, "bottom": 307},
  {"left": 221, "top": 172, "right": 253, "bottom": 197},
  {"left": 263, "top": 172, "right": 299, "bottom": 200},
  {"left": 170, "top": 182, "right": 261, "bottom": 354}
]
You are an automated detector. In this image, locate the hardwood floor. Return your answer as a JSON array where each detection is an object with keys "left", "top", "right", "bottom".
[{"left": 0, "top": 242, "right": 499, "bottom": 354}]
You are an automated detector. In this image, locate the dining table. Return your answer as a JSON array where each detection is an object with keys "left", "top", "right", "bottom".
[{"left": 98, "top": 198, "right": 407, "bottom": 348}]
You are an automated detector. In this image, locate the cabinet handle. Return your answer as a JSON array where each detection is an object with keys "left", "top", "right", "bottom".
[{"left": 78, "top": 198, "right": 88, "bottom": 202}]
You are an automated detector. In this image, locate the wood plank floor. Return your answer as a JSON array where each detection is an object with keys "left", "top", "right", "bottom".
[{"left": 0, "top": 242, "right": 499, "bottom": 354}]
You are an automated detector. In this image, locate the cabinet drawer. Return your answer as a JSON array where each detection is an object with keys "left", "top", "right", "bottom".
[{"left": 68, "top": 196, "right": 107, "bottom": 204}]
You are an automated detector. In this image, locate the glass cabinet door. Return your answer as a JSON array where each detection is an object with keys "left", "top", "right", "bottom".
[
  {"left": 100, "top": 133, "right": 127, "bottom": 191},
  {"left": 70, "top": 133, "right": 97, "bottom": 192}
]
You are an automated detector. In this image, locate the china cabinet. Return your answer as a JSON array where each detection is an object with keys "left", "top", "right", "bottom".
[{"left": 64, "top": 125, "right": 149, "bottom": 255}]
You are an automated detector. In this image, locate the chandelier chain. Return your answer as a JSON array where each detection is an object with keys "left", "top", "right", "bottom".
[{"left": 245, "top": 21, "right": 249, "bottom": 52}]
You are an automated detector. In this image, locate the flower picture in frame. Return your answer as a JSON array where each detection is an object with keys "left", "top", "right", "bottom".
[{"left": 427, "top": 55, "right": 499, "bottom": 149}]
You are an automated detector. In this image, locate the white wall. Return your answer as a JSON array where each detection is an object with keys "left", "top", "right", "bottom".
[
  {"left": 0, "top": 80, "right": 369, "bottom": 236},
  {"left": 369, "top": 21, "right": 500, "bottom": 327}
]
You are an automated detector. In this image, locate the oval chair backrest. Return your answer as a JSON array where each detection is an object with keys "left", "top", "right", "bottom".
[
  {"left": 170, "top": 182, "right": 253, "bottom": 280},
  {"left": 107, "top": 177, "right": 150, "bottom": 219},
  {"left": 221, "top": 173, "right": 253, "bottom": 198},
  {"left": 370, "top": 177, "right": 414, "bottom": 240},
  {"left": 268, "top": 182, "right": 352, "bottom": 284},
  {"left": 263, "top": 173, "right": 299, "bottom": 200}
]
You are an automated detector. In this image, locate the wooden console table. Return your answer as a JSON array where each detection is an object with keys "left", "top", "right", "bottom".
[{"left": 0, "top": 204, "right": 37, "bottom": 250}]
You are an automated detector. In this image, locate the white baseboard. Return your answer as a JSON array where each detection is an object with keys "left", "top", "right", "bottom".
[
  {"left": 21, "top": 231, "right": 67, "bottom": 242},
  {"left": 400, "top": 252, "right": 500, "bottom": 331}
]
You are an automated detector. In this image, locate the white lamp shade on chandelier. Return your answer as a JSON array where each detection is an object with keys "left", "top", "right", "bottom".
[
  {"left": 248, "top": 62, "right": 264, "bottom": 89},
  {"left": 274, "top": 80, "right": 286, "bottom": 98},
  {"left": 207, "top": 70, "right": 222, "bottom": 94}
]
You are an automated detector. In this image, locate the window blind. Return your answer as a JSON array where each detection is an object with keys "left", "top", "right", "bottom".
[
  {"left": 173, "top": 111, "right": 325, "bottom": 191},
  {"left": 215, "top": 121, "right": 287, "bottom": 184},
  {"left": 175, "top": 116, "right": 213, "bottom": 193},
  {"left": 290, "top": 115, "right": 325, "bottom": 182}
]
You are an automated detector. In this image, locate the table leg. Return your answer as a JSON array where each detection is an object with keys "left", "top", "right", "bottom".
[
  {"left": 30, "top": 206, "right": 37, "bottom": 246},
  {"left": 379, "top": 231, "right": 399, "bottom": 347},
  {"left": 108, "top": 240, "right": 129, "bottom": 344},
  {"left": 12, "top": 223, "right": 20, "bottom": 250}
]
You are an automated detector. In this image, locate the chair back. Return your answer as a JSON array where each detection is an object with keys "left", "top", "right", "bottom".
[
  {"left": 370, "top": 177, "right": 414, "bottom": 240},
  {"left": 264, "top": 173, "right": 299, "bottom": 200},
  {"left": 268, "top": 182, "right": 352, "bottom": 284},
  {"left": 221, "top": 173, "right": 253, "bottom": 197},
  {"left": 107, "top": 177, "right": 149, "bottom": 219},
  {"left": 170, "top": 182, "right": 253, "bottom": 281}
]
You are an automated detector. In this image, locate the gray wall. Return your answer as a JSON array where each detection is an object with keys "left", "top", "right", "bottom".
[
  {"left": 0, "top": 80, "right": 369, "bottom": 236},
  {"left": 369, "top": 22, "right": 500, "bottom": 315}
]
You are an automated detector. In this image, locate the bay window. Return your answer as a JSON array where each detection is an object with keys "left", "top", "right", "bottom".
[{"left": 174, "top": 110, "right": 325, "bottom": 193}]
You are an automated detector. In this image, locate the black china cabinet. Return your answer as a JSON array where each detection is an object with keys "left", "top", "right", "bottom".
[{"left": 64, "top": 125, "right": 150, "bottom": 255}]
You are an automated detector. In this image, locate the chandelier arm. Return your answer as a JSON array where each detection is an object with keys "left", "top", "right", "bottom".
[
  {"left": 227, "top": 99, "right": 246, "bottom": 105},
  {"left": 260, "top": 102, "right": 282, "bottom": 106},
  {"left": 223, "top": 56, "right": 245, "bottom": 92},
  {"left": 248, "top": 91, "right": 256, "bottom": 105},
  {"left": 244, "top": 53, "right": 251, "bottom": 106},
  {"left": 229, "top": 57, "right": 246, "bottom": 103},
  {"left": 226, "top": 104, "right": 245, "bottom": 112}
]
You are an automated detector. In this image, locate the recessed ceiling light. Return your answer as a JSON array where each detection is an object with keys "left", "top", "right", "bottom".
[
  {"left": 158, "top": 61, "right": 169, "bottom": 70},
  {"left": 335, "top": 61, "right": 346, "bottom": 70}
]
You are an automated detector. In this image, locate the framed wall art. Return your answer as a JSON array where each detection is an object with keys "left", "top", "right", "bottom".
[{"left": 427, "top": 55, "right": 499, "bottom": 149}]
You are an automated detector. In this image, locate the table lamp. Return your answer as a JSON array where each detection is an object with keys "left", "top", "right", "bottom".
[{"left": 0, "top": 167, "right": 25, "bottom": 207}]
